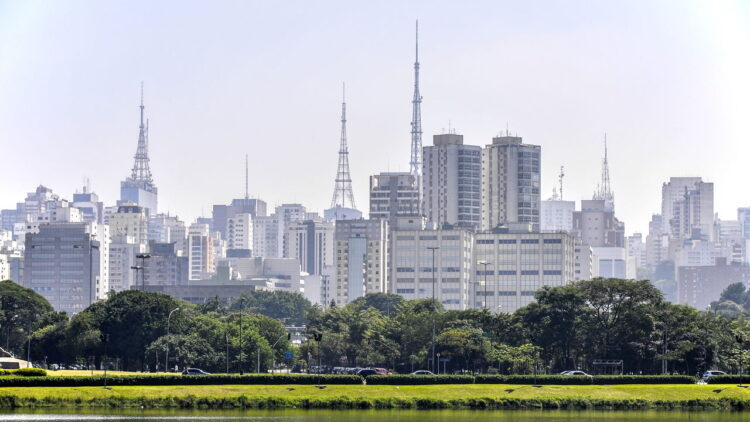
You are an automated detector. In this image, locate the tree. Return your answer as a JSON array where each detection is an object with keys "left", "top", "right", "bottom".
[
  {"left": 350, "top": 293, "right": 404, "bottom": 316},
  {"left": 230, "top": 291, "right": 312, "bottom": 325},
  {"left": 0, "top": 280, "right": 61, "bottom": 357},
  {"left": 145, "top": 334, "right": 220, "bottom": 372}
]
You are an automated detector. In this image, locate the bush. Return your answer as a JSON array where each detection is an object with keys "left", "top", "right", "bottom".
[
  {"left": 474, "top": 375, "right": 696, "bottom": 385},
  {"left": 9, "top": 368, "right": 47, "bottom": 377},
  {"left": 705, "top": 375, "right": 750, "bottom": 384},
  {"left": 366, "top": 375, "right": 475, "bottom": 385},
  {"left": 0, "top": 373, "right": 360, "bottom": 387}
]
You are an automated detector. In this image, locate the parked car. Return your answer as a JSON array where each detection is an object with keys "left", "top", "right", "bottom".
[
  {"left": 182, "top": 368, "right": 211, "bottom": 375},
  {"left": 702, "top": 370, "right": 727, "bottom": 381},
  {"left": 374, "top": 368, "right": 392, "bottom": 375},
  {"left": 357, "top": 368, "right": 378, "bottom": 377},
  {"left": 410, "top": 370, "right": 435, "bottom": 375},
  {"left": 561, "top": 370, "right": 592, "bottom": 376}
]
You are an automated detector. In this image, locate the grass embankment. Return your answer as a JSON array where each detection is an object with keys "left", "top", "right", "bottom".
[{"left": 2, "top": 384, "right": 750, "bottom": 410}]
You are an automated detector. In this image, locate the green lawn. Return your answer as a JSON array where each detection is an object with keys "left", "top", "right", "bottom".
[{"left": 2, "top": 383, "right": 750, "bottom": 410}]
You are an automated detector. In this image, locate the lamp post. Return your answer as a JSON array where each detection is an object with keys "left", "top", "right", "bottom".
[
  {"left": 271, "top": 332, "right": 290, "bottom": 374},
  {"left": 165, "top": 307, "right": 180, "bottom": 372},
  {"left": 239, "top": 296, "right": 244, "bottom": 375},
  {"left": 427, "top": 246, "right": 439, "bottom": 373},
  {"left": 89, "top": 242, "right": 100, "bottom": 306},
  {"left": 477, "top": 261, "right": 492, "bottom": 310},
  {"left": 130, "top": 265, "right": 143, "bottom": 290},
  {"left": 135, "top": 253, "right": 152, "bottom": 290}
]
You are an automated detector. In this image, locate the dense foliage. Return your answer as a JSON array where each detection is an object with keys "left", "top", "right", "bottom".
[{"left": 3, "top": 278, "right": 750, "bottom": 376}]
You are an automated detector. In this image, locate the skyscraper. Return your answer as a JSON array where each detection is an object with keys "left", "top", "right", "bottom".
[
  {"left": 369, "top": 172, "right": 420, "bottom": 228},
  {"left": 422, "top": 133, "right": 482, "bottom": 229},
  {"left": 120, "top": 84, "right": 158, "bottom": 216},
  {"left": 482, "top": 135, "right": 541, "bottom": 231},
  {"left": 661, "top": 177, "right": 714, "bottom": 242}
]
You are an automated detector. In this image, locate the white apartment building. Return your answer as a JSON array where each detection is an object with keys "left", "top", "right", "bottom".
[
  {"left": 253, "top": 215, "right": 279, "bottom": 258},
  {"left": 369, "top": 172, "right": 420, "bottom": 229},
  {"left": 188, "top": 223, "right": 215, "bottom": 280},
  {"left": 422, "top": 133, "right": 482, "bottom": 229},
  {"left": 474, "top": 230, "right": 576, "bottom": 313},
  {"left": 661, "top": 177, "right": 714, "bottom": 242},
  {"left": 540, "top": 199, "right": 575, "bottom": 232},
  {"left": 333, "top": 219, "right": 388, "bottom": 305},
  {"left": 284, "top": 220, "right": 334, "bottom": 276},
  {"left": 227, "top": 212, "right": 253, "bottom": 251},
  {"left": 482, "top": 136, "right": 541, "bottom": 231},
  {"left": 148, "top": 213, "right": 186, "bottom": 255},
  {"left": 108, "top": 204, "right": 148, "bottom": 246},
  {"left": 108, "top": 236, "right": 146, "bottom": 292},
  {"left": 390, "top": 229, "right": 474, "bottom": 310}
]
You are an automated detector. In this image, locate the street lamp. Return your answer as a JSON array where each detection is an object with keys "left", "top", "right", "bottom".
[
  {"left": 130, "top": 265, "right": 143, "bottom": 290},
  {"left": 89, "top": 243, "right": 100, "bottom": 306},
  {"left": 477, "top": 260, "right": 493, "bottom": 310},
  {"left": 135, "top": 254, "right": 152, "bottom": 290},
  {"left": 239, "top": 296, "right": 244, "bottom": 375},
  {"left": 427, "top": 246, "right": 439, "bottom": 373},
  {"left": 165, "top": 307, "right": 180, "bottom": 372}
]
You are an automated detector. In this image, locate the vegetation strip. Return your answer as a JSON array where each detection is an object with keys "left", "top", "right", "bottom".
[{"left": 2, "top": 384, "right": 750, "bottom": 410}]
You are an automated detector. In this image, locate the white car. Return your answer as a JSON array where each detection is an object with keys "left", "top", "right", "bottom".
[
  {"left": 410, "top": 370, "right": 435, "bottom": 375},
  {"left": 701, "top": 370, "right": 727, "bottom": 381},
  {"left": 560, "top": 370, "right": 592, "bottom": 376}
]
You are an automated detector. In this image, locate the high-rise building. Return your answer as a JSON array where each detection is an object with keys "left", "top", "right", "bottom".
[
  {"left": 108, "top": 203, "right": 148, "bottom": 246},
  {"left": 422, "top": 133, "right": 482, "bottom": 229},
  {"left": 212, "top": 198, "right": 267, "bottom": 242},
  {"left": 253, "top": 215, "right": 279, "bottom": 258},
  {"left": 369, "top": 172, "right": 420, "bottom": 229},
  {"left": 72, "top": 185, "right": 104, "bottom": 224},
  {"left": 23, "top": 222, "right": 109, "bottom": 313},
  {"left": 187, "top": 223, "right": 215, "bottom": 280},
  {"left": 571, "top": 200, "right": 625, "bottom": 248},
  {"left": 284, "top": 219, "right": 334, "bottom": 276},
  {"left": 148, "top": 213, "right": 186, "bottom": 255},
  {"left": 646, "top": 214, "right": 669, "bottom": 268},
  {"left": 482, "top": 135, "right": 541, "bottom": 231},
  {"left": 108, "top": 236, "right": 145, "bottom": 292},
  {"left": 540, "top": 199, "right": 575, "bottom": 232},
  {"left": 661, "top": 177, "right": 714, "bottom": 242},
  {"left": 390, "top": 228, "right": 474, "bottom": 310},
  {"left": 275, "top": 204, "right": 309, "bottom": 258},
  {"left": 120, "top": 86, "right": 157, "bottom": 215},
  {"left": 678, "top": 258, "right": 750, "bottom": 309},
  {"left": 333, "top": 219, "right": 388, "bottom": 305},
  {"left": 143, "top": 241, "right": 189, "bottom": 286},
  {"left": 474, "top": 229, "right": 576, "bottom": 313},
  {"left": 227, "top": 213, "right": 253, "bottom": 253},
  {"left": 627, "top": 233, "right": 647, "bottom": 270}
]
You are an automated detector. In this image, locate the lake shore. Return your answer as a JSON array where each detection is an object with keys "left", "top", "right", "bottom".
[{"left": 2, "top": 384, "right": 750, "bottom": 410}]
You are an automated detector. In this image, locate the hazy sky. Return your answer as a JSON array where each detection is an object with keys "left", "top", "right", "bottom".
[{"left": 1, "top": 0, "right": 749, "bottom": 234}]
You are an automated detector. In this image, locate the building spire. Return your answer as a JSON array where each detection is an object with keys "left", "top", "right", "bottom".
[
  {"left": 593, "top": 133, "right": 614, "bottom": 211},
  {"left": 409, "top": 20, "right": 423, "bottom": 180},
  {"left": 129, "top": 82, "right": 154, "bottom": 184},
  {"left": 330, "top": 83, "right": 356, "bottom": 209}
]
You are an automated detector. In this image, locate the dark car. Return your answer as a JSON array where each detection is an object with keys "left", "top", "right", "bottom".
[
  {"left": 182, "top": 368, "right": 211, "bottom": 375},
  {"left": 357, "top": 368, "right": 378, "bottom": 377}
]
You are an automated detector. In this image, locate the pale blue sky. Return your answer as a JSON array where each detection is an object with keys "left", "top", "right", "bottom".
[{"left": 1, "top": 1, "right": 749, "bottom": 233}]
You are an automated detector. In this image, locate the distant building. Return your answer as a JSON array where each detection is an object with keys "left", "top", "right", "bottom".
[
  {"left": 148, "top": 213, "right": 186, "bottom": 255},
  {"left": 333, "top": 219, "right": 388, "bottom": 305},
  {"left": 212, "top": 198, "right": 267, "bottom": 241},
  {"left": 678, "top": 258, "right": 750, "bottom": 309},
  {"left": 253, "top": 215, "right": 279, "bottom": 258},
  {"left": 482, "top": 135, "right": 541, "bottom": 231},
  {"left": 627, "top": 233, "right": 647, "bottom": 270},
  {"left": 540, "top": 199, "right": 575, "bottom": 232},
  {"left": 226, "top": 213, "right": 253, "bottom": 252},
  {"left": 661, "top": 177, "right": 714, "bottom": 243},
  {"left": 143, "top": 241, "right": 189, "bottom": 286},
  {"left": 108, "top": 204, "right": 148, "bottom": 246},
  {"left": 108, "top": 235, "right": 145, "bottom": 292},
  {"left": 72, "top": 186, "right": 104, "bottom": 224},
  {"left": 120, "top": 90, "right": 158, "bottom": 216},
  {"left": 571, "top": 199, "right": 625, "bottom": 248},
  {"left": 423, "top": 133, "right": 482, "bottom": 229},
  {"left": 284, "top": 219, "right": 334, "bottom": 276},
  {"left": 23, "top": 222, "right": 109, "bottom": 313},
  {"left": 369, "top": 172, "right": 420, "bottom": 229},
  {"left": 187, "top": 223, "right": 214, "bottom": 280}
]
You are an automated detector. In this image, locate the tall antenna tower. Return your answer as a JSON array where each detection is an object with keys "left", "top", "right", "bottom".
[
  {"left": 244, "top": 154, "right": 249, "bottom": 199},
  {"left": 129, "top": 82, "right": 154, "bottom": 184},
  {"left": 330, "top": 83, "right": 356, "bottom": 209},
  {"left": 409, "top": 20, "right": 423, "bottom": 180},
  {"left": 559, "top": 166, "right": 565, "bottom": 200},
  {"left": 593, "top": 133, "right": 614, "bottom": 210}
]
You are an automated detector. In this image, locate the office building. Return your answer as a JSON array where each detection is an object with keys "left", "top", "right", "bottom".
[
  {"left": 541, "top": 199, "right": 575, "bottom": 232},
  {"left": 390, "top": 228, "right": 474, "bottom": 310},
  {"left": 148, "top": 213, "right": 186, "bottom": 255},
  {"left": 108, "top": 236, "right": 145, "bottom": 292},
  {"left": 678, "top": 258, "right": 750, "bottom": 309},
  {"left": 143, "top": 241, "right": 189, "bottom": 286},
  {"left": 284, "top": 219, "right": 334, "bottom": 276},
  {"left": 108, "top": 203, "right": 148, "bottom": 246},
  {"left": 661, "top": 177, "right": 714, "bottom": 242},
  {"left": 369, "top": 172, "right": 420, "bottom": 229},
  {"left": 187, "top": 223, "right": 215, "bottom": 280},
  {"left": 212, "top": 198, "right": 267, "bottom": 241},
  {"left": 474, "top": 229, "right": 575, "bottom": 313}
]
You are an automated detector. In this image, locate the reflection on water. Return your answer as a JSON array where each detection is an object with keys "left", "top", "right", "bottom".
[{"left": 2, "top": 410, "right": 750, "bottom": 422}]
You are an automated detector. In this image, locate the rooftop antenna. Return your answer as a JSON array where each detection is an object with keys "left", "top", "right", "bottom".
[
  {"left": 559, "top": 165, "right": 565, "bottom": 200},
  {"left": 244, "top": 154, "right": 249, "bottom": 200}
]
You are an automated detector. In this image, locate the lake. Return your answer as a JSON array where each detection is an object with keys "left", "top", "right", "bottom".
[{"left": 1, "top": 410, "right": 750, "bottom": 421}]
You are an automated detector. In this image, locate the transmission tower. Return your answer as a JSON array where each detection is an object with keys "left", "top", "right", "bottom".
[
  {"left": 330, "top": 84, "right": 356, "bottom": 209},
  {"left": 129, "top": 82, "right": 154, "bottom": 184},
  {"left": 409, "top": 20, "right": 423, "bottom": 180}
]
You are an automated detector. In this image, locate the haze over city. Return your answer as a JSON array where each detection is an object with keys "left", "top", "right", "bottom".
[{"left": 2, "top": 1, "right": 749, "bottom": 234}]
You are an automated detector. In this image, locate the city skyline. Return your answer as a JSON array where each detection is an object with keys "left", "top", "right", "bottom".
[{"left": 2, "top": 1, "right": 750, "bottom": 234}]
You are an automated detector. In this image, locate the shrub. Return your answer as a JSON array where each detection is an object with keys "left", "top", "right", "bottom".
[
  {"left": 474, "top": 375, "right": 695, "bottom": 385},
  {"left": 0, "top": 373, "right": 360, "bottom": 387},
  {"left": 9, "top": 368, "right": 47, "bottom": 377},
  {"left": 366, "top": 375, "right": 475, "bottom": 385},
  {"left": 705, "top": 375, "right": 750, "bottom": 384}
]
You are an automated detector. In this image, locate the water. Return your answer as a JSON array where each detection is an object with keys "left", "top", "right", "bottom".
[{"left": 1, "top": 410, "right": 750, "bottom": 422}]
